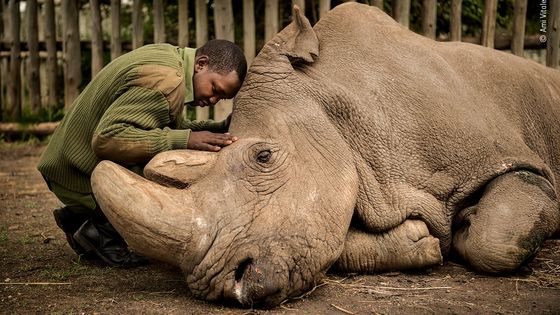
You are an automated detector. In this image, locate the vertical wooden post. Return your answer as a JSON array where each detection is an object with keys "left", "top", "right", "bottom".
[
  {"left": 393, "top": 0, "right": 410, "bottom": 28},
  {"left": 62, "top": 0, "right": 81, "bottom": 110},
  {"left": 153, "top": 0, "right": 165, "bottom": 43},
  {"left": 195, "top": 0, "right": 209, "bottom": 120},
  {"left": 481, "top": 0, "right": 497, "bottom": 48},
  {"left": 44, "top": 0, "right": 58, "bottom": 108},
  {"left": 213, "top": 0, "right": 234, "bottom": 122},
  {"left": 265, "top": 0, "right": 279, "bottom": 42},
  {"left": 292, "top": 0, "right": 305, "bottom": 13},
  {"left": 8, "top": 0, "right": 21, "bottom": 120},
  {"left": 90, "top": 0, "right": 104, "bottom": 77},
  {"left": 511, "top": 0, "right": 527, "bottom": 57},
  {"left": 371, "top": 0, "right": 383, "bottom": 9},
  {"left": 0, "top": 0, "right": 4, "bottom": 120},
  {"left": 132, "top": 0, "right": 143, "bottom": 49},
  {"left": 243, "top": 0, "right": 255, "bottom": 65},
  {"left": 319, "top": 0, "right": 330, "bottom": 18},
  {"left": 450, "top": 0, "right": 462, "bottom": 41},
  {"left": 547, "top": 0, "right": 560, "bottom": 68},
  {"left": 178, "top": 0, "right": 189, "bottom": 47},
  {"left": 422, "top": 0, "right": 436, "bottom": 40},
  {"left": 111, "top": 0, "right": 121, "bottom": 59},
  {"left": 214, "top": 0, "right": 234, "bottom": 41},
  {"left": 27, "top": 0, "right": 41, "bottom": 113}
]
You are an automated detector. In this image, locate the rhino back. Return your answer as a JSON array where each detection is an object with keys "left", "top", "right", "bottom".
[{"left": 312, "top": 3, "right": 560, "bottom": 208}]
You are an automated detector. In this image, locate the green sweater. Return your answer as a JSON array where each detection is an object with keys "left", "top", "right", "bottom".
[{"left": 38, "top": 44, "right": 227, "bottom": 193}]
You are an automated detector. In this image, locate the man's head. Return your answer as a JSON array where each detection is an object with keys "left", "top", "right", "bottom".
[{"left": 193, "top": 40, "right": 248, "bottom": 107}]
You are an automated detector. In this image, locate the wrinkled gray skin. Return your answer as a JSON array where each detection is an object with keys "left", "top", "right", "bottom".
[{"left": 91, "top": 3, "right": 560, "bottom": 308}]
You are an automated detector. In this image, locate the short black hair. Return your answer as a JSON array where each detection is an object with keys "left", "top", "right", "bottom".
[{"left": 196, "top": 39, "right": 247, "bottom": 84}]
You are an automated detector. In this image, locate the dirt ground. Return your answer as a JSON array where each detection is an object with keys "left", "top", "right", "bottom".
[{"left": 1, "top": 143, "right": 559, "bottom": 314}]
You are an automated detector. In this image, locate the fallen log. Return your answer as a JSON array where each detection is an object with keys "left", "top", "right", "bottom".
[{"left": 0, "top": 122, "right": 60, "bottom": 138}]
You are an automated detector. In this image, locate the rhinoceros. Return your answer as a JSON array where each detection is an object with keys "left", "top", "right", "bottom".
[{"left": 91, "top": 2, "right": 560, "bottom": 307}]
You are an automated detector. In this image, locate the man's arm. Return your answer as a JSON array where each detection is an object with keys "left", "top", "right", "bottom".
[
  {"left": 177, "top": 112, "right": 229, "bottom": 133},
  {"left": 92, "top": 86, "right": 190, "bottom": 165}
]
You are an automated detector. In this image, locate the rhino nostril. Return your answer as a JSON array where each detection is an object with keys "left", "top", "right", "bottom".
[{"left": 235, "top": 258, "right": 253, "bottom": 283}]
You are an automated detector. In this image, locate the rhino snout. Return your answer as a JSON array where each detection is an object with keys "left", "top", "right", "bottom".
[{"left": 230, "top": 257, "right": 287, "bottom": 307}]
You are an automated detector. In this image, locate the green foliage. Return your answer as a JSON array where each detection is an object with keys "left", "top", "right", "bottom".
[{"left": 20, "top": 105, "right": 65, "bottom": 125}]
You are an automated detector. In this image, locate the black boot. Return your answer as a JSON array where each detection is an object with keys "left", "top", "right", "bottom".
[
  {"left": 73, "top": 219, "right": 149, "bottom": 268},
  {"left": 53, "top": 207, "right": 96, "bottom": 259}
]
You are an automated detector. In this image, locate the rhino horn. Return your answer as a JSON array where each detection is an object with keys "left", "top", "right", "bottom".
[{"left": 91, "top": 160, "right": 208, "bottom": 268}]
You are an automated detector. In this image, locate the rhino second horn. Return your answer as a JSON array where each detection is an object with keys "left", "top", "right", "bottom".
[{"left": 144, "top": 150, "right": 218, "bottom": 188}]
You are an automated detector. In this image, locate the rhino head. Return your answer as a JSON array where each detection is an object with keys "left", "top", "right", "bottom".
[{"left": 92, "top": 7, "right": 359, "bottom": 306}]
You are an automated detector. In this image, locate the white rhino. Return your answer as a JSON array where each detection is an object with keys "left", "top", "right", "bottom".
[{"left": 91, "top": 2, "right": 560, "bottom": 307}]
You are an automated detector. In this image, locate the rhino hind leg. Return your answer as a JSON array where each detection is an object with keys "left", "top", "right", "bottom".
[
  {"left": 333, "top": 220, "right": 442, "bottom": 273},
  {"left": 453, "top": 171, "right": 559, "bottom": 274}
]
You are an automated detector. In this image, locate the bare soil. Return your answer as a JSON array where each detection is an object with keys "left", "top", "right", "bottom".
[{"left": 1, "top": 143, "right": 559, "bottom": 314}]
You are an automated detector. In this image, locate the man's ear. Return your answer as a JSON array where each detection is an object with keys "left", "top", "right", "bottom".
[{"left": 194, "top": 55, "right": 209, "bottom": 73}]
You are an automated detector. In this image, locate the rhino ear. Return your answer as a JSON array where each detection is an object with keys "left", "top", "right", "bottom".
[{"left": 281, "top": 5, "right": 319, "bottom": 64}]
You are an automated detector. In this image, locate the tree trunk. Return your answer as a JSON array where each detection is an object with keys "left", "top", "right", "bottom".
[
  {"left": 511, "top": 0, "right": 527, "bottom": 57},
  {"left": 62, "top": 0, "right": 81, "bottom": 110},
  {"left": 450, "top": 0, "right": 462, "bottom": 41},
  {"left": 44, "top": 0, "right": 58, "bottom": 108},
  {"left": 213, "top": 0, "right": 234, "bottom": 122},
  {"left": 90, "top": 0, "right": 104, "bottom": 77},
  {"left": 547, "top": 0, "right": 560, "bottom": 68},
  {"left": 481, "top": 0, "right": 497, "bottom": 47},
  {"left": 422, "top": 0, "right": 436, "bottom": 40},
  {"left": 8, "top": 0, "right": 21, "bottom": 120},
  {"left": 243, "top": 0, "right": 255, "bottom": 65},
  {"left": 153, "top": 0, "right": 165, "bottom": 43},
  {"left": 195, "top": 0, "right": 209, "bottom": 120},
  {"left": 319, "top": 0, "right": 330, "bottom": 18},
  {"left": 393, "top": 0, "right": 410, "bottom": 28},
  {"left": 27, "top": 0, "right": 41, "bottom": 113},
  {"left": 178, "top": 0, "right": 189, "bottom": 47},
  {"left": 265, "top": 0, "right": 279, "bottom": 42},
  {"left": 132, "top": 0, "right": 143, "bottom": 49},
  {"left": 292, "top": 0, "right": 304, "bottom": 13},
  {"left": 111, "top": 0, "right": 121, "bottom": 59}
]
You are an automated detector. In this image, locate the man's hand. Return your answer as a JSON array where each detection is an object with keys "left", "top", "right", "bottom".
[{"left": 187, "top": 131, "right": 238, "bottom": 152}]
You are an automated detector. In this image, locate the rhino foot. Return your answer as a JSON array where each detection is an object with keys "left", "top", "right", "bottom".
[
  {"left": 453, "top": 171, "right": 559, "bottom": 274},
  {"left": 333, "top": 220, "right": 442, "bottom": 273}
]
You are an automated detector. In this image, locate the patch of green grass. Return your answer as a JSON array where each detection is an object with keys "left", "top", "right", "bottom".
[
  {"left": 0, "top": 226, "right": 8, "bottom": 244},
  {"left": 41, "top": 260, "right": 86, "bottom": 281},
  {"left": 20, "top": 234, "right": 34, "bottom": 245},
  {"left": 132, "top": 294, "right": 145, "bottom": 301},
  {"left": 18, "top": 264, "right": 35, "bottom": 273}
]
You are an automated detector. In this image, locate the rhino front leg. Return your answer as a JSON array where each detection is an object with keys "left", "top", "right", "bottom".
[
  {"left": 333, "top": 220, "right": 442, "bottom": 273},
  {"left": 453, "top": 171, "right": 560, "bottom": 274}
]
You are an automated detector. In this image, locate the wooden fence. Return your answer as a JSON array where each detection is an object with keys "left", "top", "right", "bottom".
[{"left": 0, "top": 0, "right": 559, "bottom": 131}]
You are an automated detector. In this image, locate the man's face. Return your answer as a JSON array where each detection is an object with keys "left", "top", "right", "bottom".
[{"left": 192, "top": 56, "right": 241, "bottom": 107}]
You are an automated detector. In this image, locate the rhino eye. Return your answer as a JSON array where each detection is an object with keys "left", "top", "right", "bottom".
[{"left": 256, "top": 150, "right": 272, "bottom": 163}]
